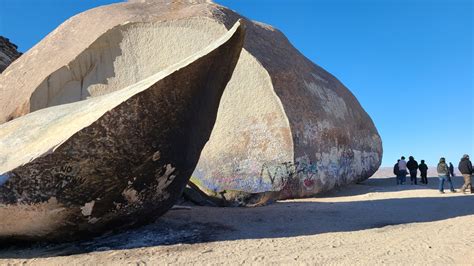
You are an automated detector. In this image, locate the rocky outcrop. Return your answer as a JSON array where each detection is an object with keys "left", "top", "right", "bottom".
[
  {"left": 0, "top": 36, "right": 22, "bottom": 74},
  {"left": 0, "top": 0, "right": 382, "bottom": 208},
  {"left": 0, "top": 21, "right": 244, "bottom": 241}
]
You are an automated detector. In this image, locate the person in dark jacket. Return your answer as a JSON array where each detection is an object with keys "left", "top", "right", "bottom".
[
  {"left": 458, "top": 154, "right": 473, "bottom": 194},
  {"left": 447, "top": 162, "right": 456, "bottom": 185},
  {"left": 406, "top": 156, "right": 419, "bottom": 185},
  {"left": 449, "top": 162, "right": 455, "bottom": 177},
  {"left": 394, "top": 159, "right": 401, "bottom": 184},
  {"left": 419, "top": 160, "right": 428, "bottom": 184}
]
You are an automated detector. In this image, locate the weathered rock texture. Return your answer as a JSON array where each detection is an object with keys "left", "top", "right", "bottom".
[
  {"left": 0, "top": 21, "right": 244, "bottom": 241},
  {"left": 0, "top": 0, "right": 382, "bottom": 206},
  {"left": 0, "top": 36, "right": 22, "bottom": 74}
]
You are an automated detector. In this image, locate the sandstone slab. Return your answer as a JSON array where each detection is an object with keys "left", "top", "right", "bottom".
[{"left": 0, "top": 21, "right": 244, "bottom": 241}]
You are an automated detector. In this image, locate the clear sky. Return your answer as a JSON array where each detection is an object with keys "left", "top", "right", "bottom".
[{"left": 0, "top": 0, "right": 472, "bottom": 166}]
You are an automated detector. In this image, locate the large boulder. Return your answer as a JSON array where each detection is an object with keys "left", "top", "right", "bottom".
[
  {"left": 0, "top": 36, "right": 22, "bottom": 73},
  {"left": 0, "top": 0, "right": 382, "bottom": 206},
  {"left": 0, "top": 21, "right": 244, "bottom": 241}
]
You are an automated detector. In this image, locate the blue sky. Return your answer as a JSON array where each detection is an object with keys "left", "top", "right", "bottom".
[{"left": 0, "top": 0, "right": 472, "bottom": 166}]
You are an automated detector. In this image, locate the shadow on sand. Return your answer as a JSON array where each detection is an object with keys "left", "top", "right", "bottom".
[{"left": 1, "top": 176, "right": 473, "bottom": 259}]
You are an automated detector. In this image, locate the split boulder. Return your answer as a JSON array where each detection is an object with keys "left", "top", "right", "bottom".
[{"left": 0, "top": 0, "right": 382, "bottom": 207}]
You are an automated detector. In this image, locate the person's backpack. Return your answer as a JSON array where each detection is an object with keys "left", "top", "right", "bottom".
[
  {"left": 437, "top": 163, "right": 447, "bottom": 174},
  {"left": 393, "top": 164, "right": 399, "bottom": 176}
]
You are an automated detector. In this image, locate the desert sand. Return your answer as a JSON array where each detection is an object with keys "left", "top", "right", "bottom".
[{"left": 1, "top": 173, "right": 473, "bottom": 265}]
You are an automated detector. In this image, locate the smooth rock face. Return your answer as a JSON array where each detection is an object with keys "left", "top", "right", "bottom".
[
  {"left": 0, "top": 36, "right": 22, "bottom": 73},
  {"left": 0, "top": 21, "right": 244, "bottom": 241},
  {"left": 0, "top": 0, "right": 382, "bottom": 206}
]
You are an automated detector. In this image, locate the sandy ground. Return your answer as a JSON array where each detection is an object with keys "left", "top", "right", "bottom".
[{"left": 1, "top": 174, "right": 473, "bottom": 265}]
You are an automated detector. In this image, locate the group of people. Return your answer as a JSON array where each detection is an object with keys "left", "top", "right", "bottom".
[
  {"left": 393, "top": 156, "right": 429, "bottom": 185},
  {"left": 393, "top": 154, "right": 473, "bottom": 194}
]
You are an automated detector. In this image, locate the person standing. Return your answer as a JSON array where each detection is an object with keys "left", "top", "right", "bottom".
[
  {"left": 419, "top": 160, "right": 428, "bottom": 184},
  {"left": 437, "top": 157, "right": 456, "bottom": 193},
  {"left": 407, "top": 156, "right": 419, "bottom": 185},
  {"left": 447, "top": 162, "right": 455, "bottom": 185},
  {"left": 458, "top": 154, "right": 473, "bottom": 194},
  {"left": 394, "top": 159, "right": 401, "bottom": 185},
  {"left": 398, "top": 156, "right": 408, "bottom": 185},
  {"left": 449, "top": 162, "right": 455, "bottom": 178}
]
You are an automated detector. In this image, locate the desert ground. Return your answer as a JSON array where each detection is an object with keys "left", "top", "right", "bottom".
[{"left": 1, "top": 171, "right": 473, "bottom": 265}]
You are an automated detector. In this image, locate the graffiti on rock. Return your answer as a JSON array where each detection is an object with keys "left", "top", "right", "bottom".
[
  {"left": 0, "top": 163, "right": 86, "bottom": 204},
  {"left": 0, "top": 173, "right": 12, "bottom": 186},
  {"left": 259, "top": 160, "right": 318, "bottom": 190}
]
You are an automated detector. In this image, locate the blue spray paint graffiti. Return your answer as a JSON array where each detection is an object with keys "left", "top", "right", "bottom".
[{"left": 0, "top": 172, "right": 12, "bottom": 186}]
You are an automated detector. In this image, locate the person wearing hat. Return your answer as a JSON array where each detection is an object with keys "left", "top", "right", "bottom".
[{"left": 458, "top": 154, "right": 473, "bottom": 194}]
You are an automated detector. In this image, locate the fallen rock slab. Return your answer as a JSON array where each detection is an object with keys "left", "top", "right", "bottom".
[{"left": 0, "top": 20, "right": 244, "bottom": 241}]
